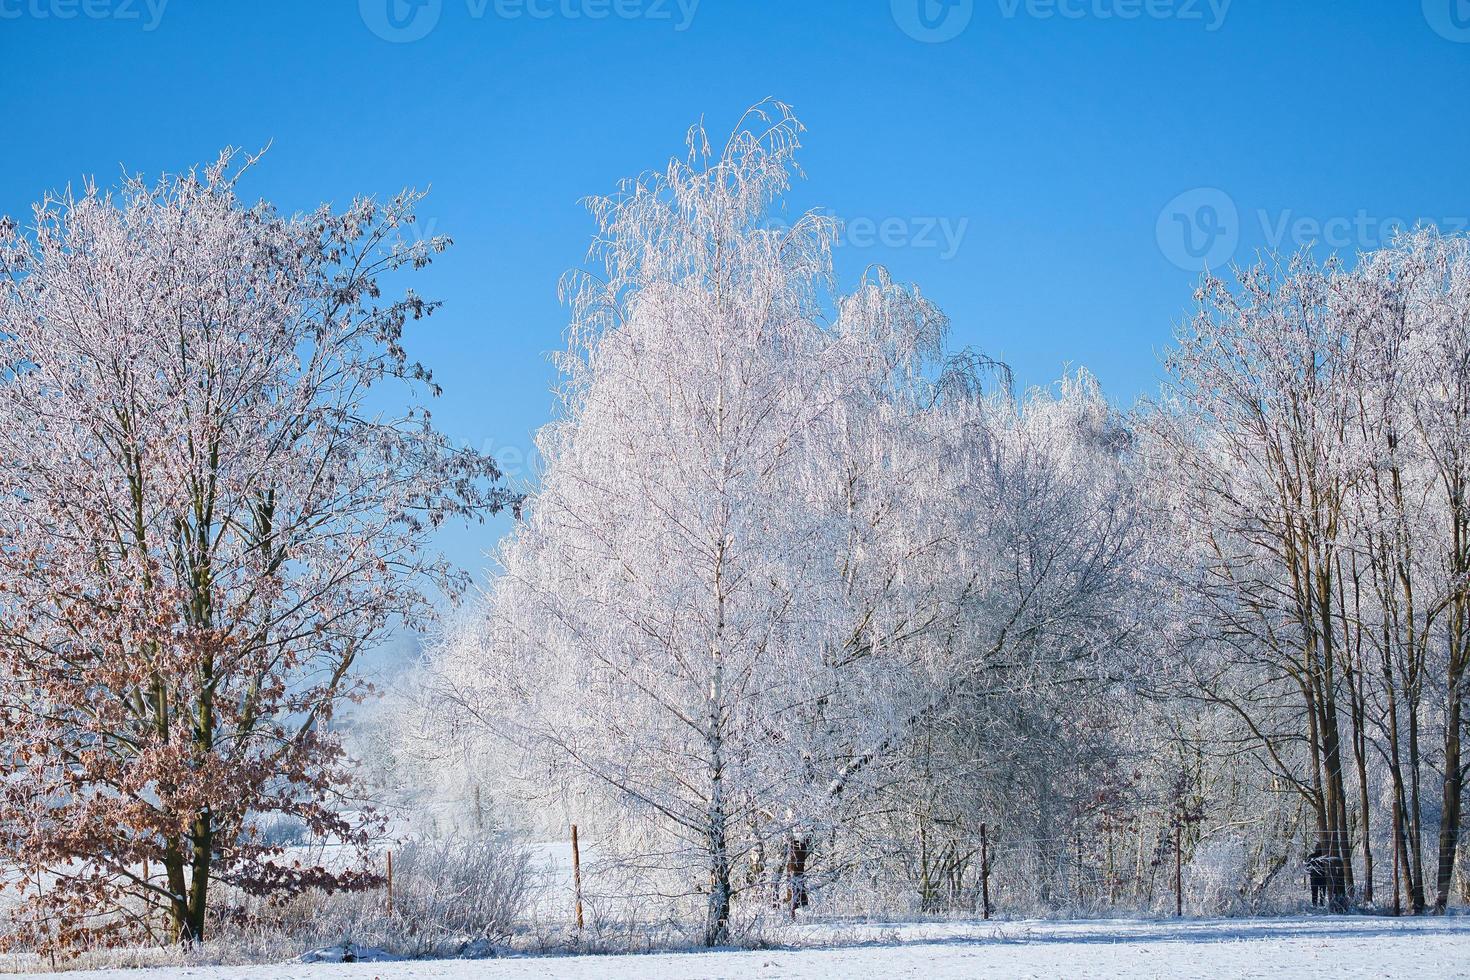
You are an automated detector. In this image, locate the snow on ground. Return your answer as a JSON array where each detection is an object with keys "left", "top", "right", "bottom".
[{"left": 11, "top": 915, "right": 1469, "bottom": 979}]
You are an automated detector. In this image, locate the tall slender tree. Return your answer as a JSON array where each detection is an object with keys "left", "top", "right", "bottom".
[
  {"left": 1155, "top": 253, "right": 1361, "bottom": 900},
  {"left": 1371, "top": 232, "right": 1470, "bottom": 911}
]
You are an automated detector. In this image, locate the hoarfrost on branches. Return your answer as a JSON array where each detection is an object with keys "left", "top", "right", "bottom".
[{"left": 0, "top": 152, "right": 511, "bottom": 950}]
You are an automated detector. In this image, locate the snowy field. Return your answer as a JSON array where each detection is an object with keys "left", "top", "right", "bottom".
[{"left": 12, "top": 915, "right": 1469, "bottom": 980}]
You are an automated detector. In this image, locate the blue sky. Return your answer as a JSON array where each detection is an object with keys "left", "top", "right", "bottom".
[{"left": 5, "top": 0, "right": 1470, "bottom": 581}]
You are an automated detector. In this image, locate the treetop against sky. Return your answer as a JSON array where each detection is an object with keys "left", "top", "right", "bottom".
[{"left": 3, "top": 1, "right": 1466, "bottom": 578}]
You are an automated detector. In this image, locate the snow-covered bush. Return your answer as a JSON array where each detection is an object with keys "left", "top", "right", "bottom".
[
  {"left": 202, "top": 834, "right": 537, "bottom": 963},
  {"left": 383, "top": 835, "right": 535, "bottom": 945},
  {"left": 1183, "top": 839, "right": 1248, "bottom": 915}
]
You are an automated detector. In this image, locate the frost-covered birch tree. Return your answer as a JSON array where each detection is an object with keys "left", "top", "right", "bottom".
[
  {"left": 427, "top": 104, "right": 969, "bottom": 943},
  {"left": 425, "top": 101, "right": 1159, "bottom": 937}
]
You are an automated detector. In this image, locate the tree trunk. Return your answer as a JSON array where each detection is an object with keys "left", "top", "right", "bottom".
[
  {"left": 162, "top": 837, "right": 190, "bottom": 943},
  {"left": 705, "top": 820, "right": 732, "bottom": 947},
  {"left": 1338, "top": 557, "right": 1374, "bottom": 903},
  {"left": 1314, "top": 560, "right": 1355, "bottom": 904},
  {"left": 1407, "top": 700, "right": 1428, "bottom": 912},
  {"left": 186, "top": 814, "right": 211, "bottom": 942},
  {"left": 785, "top": 836, "right": 810, "bottom": 917},
  {"left": 1434, "top": 663, "right": 1463, "bottom": 912},
  {"left": 704, "top": 543, "right": 732, "bottom": 948},
  {"left": 1435, "top": 513, "right": 1467, "bottom": 912},
  {"left": 702, "top": 731, "right": 732, "bottom": 947}
]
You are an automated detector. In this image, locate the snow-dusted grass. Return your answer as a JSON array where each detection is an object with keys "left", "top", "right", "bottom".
[{"left": 6, "top": 914, "right": 1467, "bottom": 979}]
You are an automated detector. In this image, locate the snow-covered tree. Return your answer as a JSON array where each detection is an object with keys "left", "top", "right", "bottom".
[
  {"left": 426, "top": 103, "right": 1154, "bottom": 938},
  {"left": 1349, "top": 230, "right": 1470, "bottom": 911},
  {"left": 428, "top": 103, "right": 956, "bottom": 945},
  {"left": 1149, "top": 252, "right": 1365, "bottom": 899},
  {"left": 1148, "top": 234, "right": 1470, "bottom": 915},
  {"left": 0, "top": 154, "right": 511, "bottom": 950}
]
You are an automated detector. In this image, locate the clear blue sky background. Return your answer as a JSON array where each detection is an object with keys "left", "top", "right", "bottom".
[{"left": 5, "top": 0, "right": 1470, "bottom": 586}]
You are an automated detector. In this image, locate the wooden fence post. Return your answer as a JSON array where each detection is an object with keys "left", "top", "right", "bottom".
[
  {"left": 386, "top": 850, "right": 394, "bottom": 917},
  {"left": 571, "top": 823, "right": 584, "bottom": 930}
]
